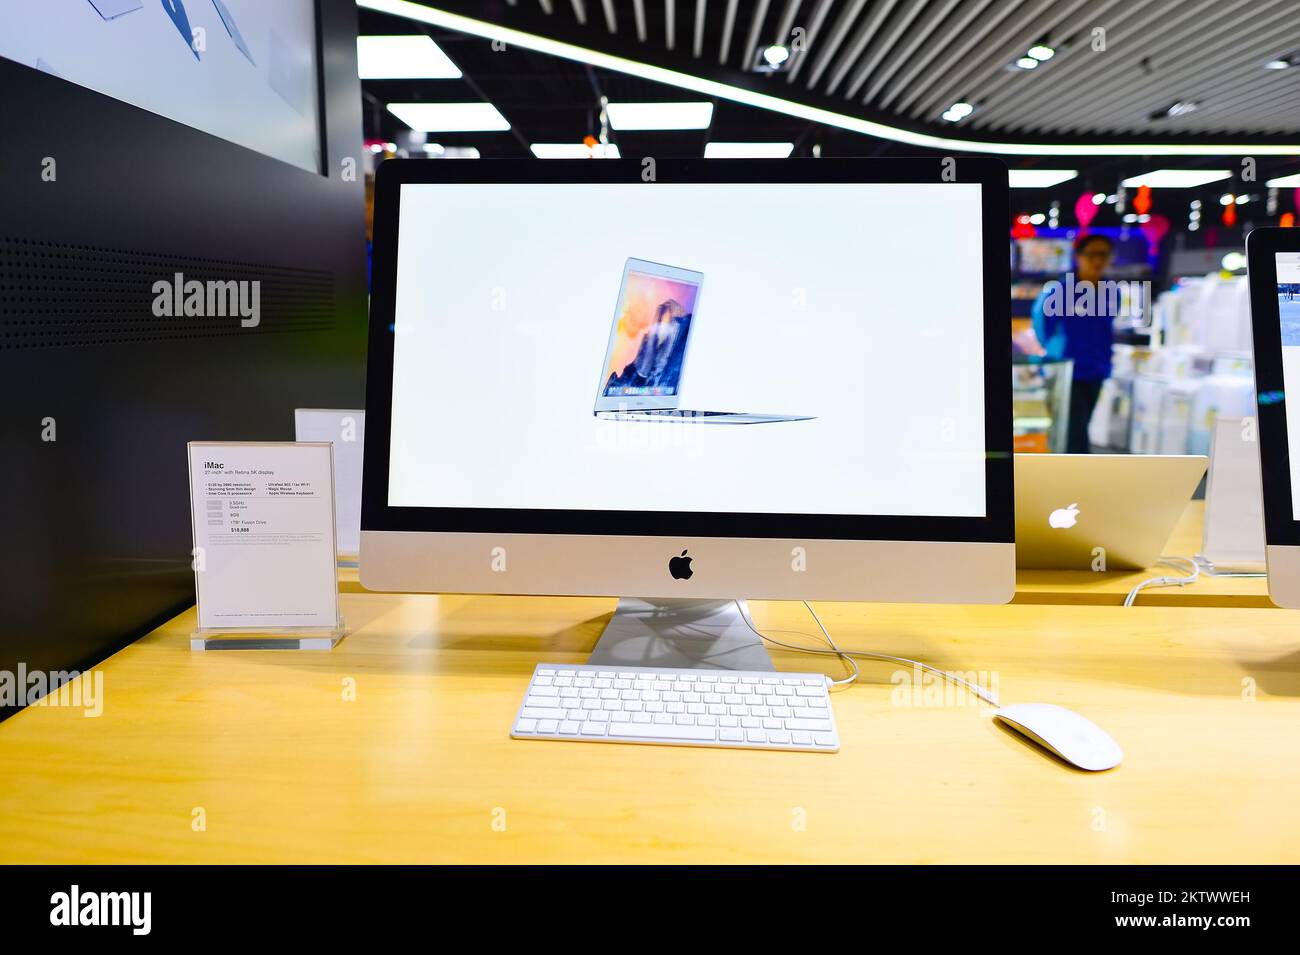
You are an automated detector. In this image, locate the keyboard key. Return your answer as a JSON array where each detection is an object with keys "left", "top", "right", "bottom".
[
  {"left": 719, "top": 729, "right": 744, "bottom": 742},
  {"left": 610, "top": 723, "right": 717, "bottom": 742},
  {"left": 521, "top": 706, "right": 567, "bottom": 720},
  {"left": 537, "top": 719, "right": 558, "bottom": 733},
  {"left": 580, "top": 722, "right": 606, "bottom": 736},
  {"left": 559, "top": 721, "right": 580, "bottom": 735},
  {"left": 515, "top": 718, "right": 537, "bottom": 733},
  {"left": 786, "top": 718, "right": 834, "bottom": 732}
]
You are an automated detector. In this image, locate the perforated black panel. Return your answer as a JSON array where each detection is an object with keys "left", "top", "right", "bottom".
[{"left": 0, "top": 237, "right": 335, "bottom": 350}]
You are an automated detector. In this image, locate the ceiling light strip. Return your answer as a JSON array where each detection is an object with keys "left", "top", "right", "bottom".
[{"left": 356, "top": 0, "right": 1300, "bottom": 155}]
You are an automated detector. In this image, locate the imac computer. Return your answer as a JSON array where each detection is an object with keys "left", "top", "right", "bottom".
[
  {"left": 361, "top": 158, "right": 1014, "bottom": 670},
  {"left": 1247, "top": 228, "right": 1300, "bottom": 607}
]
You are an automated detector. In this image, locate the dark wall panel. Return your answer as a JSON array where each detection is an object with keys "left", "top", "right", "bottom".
[{"left": 0, "top": 0, "right": 367, "bottom": 717}]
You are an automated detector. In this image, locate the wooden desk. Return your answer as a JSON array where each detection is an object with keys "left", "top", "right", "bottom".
[
  {"left": 1016, "top": 501, "right": 1271, "bottom": 608},
  {"left": 2, "top": 593, "right": 1299, "bottom": 863}
]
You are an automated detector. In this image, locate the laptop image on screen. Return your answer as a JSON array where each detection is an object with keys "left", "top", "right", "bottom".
[{"left": 592, "top": 257, "right": 814, "bottom": 424}]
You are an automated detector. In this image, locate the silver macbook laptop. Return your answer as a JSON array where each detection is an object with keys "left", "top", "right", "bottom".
[
  {"left": 593, "top": 257, "right": 813, "bottom": 424},
  {"left": 1015, "top": 453, "right": 1207, "bottom": 570}
]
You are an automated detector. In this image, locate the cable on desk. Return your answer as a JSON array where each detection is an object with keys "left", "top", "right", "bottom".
[
  {"left": 733, "top": 600, "right": 1001, "bottom": 706},
  {"left": 1123, "top": 556, "right": 1200, "bottom": 607}
]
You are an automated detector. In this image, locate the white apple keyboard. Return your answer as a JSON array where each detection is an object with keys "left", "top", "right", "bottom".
[{"left": 510, "top": 663, "right": 839, "bottom": 752}]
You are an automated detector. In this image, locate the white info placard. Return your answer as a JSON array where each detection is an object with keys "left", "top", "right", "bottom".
[{"left": 188, "top": 442, "right": 342, "bottom": 636}]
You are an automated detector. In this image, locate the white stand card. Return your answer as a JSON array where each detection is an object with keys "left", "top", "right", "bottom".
[
  {"left": 1200, "top": 416, "right": 1266, "bottom": 574},
  {"left": 293, "top": 409, "right": 364, "bottom": 559},
  {"left": 187, "top": 442, "right": 345, "bottom": 650}
]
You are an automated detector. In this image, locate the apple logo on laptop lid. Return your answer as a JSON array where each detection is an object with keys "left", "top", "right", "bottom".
[{"left": 1048, "top": 503, "right": 1080, "bottom": 529}]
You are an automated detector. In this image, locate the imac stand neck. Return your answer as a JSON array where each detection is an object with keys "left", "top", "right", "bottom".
[{"left": 587, "top": 598, "right": 775, "bottom": 671}]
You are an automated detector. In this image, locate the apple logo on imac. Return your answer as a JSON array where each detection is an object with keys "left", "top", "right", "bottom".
[
  {"left": 668, "top": 549, "right": 694, "bottom": 580},
  {"left": 1048, "top": 503, "right": 1080, "bottom": 529}
]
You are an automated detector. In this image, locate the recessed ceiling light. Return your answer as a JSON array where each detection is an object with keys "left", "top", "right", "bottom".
[
  {"left": 1014, "top": 56, "right": 1039, "bottom": 70},
  {"left": 1265, "top": 52, "right": 1298, "bottom": 69},
  {"left": 530, "top": 142, "right": 622, "bottom": 158},
  {"left": 1266, "top": 59, "right": 1290, "bottom": 70},
  {"left": 606, "top": 101, "right": 714, "bottom": 130},
  {"left": 1166, "top": 100, "right": 1199, "bottom": 117},
  {"left": 1266, "top": 172, "right": 1300, "bottom": 188},
  {"left": 1029, "top": 213, "right": 1046, "bottom": 225},
  {"left": 1121, "top": 169, "right": 1232, "bottom": 188},
  {"left": 386, "top": 102, "right": 510, "bottom": 132},
  {"left": 1008, "top": 169, "right": 1078, "bottom": 188},
  {"left": 1219, "top": 193, "right": 1235, "bottom": 206},
  {"left": 703, "top": 142, "right": 794, "bottom": 159},
  {"left": 763, "top": 45, "right": 790, "bottom": 67},
  {"left": 1092, "top": 192, "right": 1106, "bottom": 204},
  {"left": 357, "top": 35, "right": 462, "bottom": 79},
  {"left": 941, "top": 101, "right": 975, "bottom": 123},
  {"left": 1027, "top": 44, "right": 1055, "bottom": 61}
]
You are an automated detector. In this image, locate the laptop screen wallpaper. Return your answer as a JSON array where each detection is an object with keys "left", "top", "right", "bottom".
[{"left": 601, "top": 271, "right": 700, "bottom": 398}]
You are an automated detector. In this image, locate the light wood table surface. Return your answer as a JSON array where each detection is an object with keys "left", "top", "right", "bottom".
[{"left": 1, "top": 592, "right": 1298, "bottom": 864}]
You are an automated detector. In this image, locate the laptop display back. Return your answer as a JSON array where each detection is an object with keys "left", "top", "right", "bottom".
[{"left": 1014, "top": 453, "right": 1207, "bottom": 570}]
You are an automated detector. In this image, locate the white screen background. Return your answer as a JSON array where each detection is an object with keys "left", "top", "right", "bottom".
[{"left": 388, "top": 181, "right": 988, "bottom": 518}]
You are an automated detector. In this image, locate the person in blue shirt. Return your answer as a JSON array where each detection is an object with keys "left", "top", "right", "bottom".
[{"left": 1031, "top": 233, "right": 1117, "bottom": 453}]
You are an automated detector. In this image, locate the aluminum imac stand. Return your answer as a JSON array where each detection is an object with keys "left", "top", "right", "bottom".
[{"left": 587, "top": 598, "right": 775, "bottom": 671}]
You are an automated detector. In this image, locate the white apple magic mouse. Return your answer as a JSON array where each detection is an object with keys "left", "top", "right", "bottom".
[{"left": 993, "top": 703, "right": 1123, "bottom": 771}]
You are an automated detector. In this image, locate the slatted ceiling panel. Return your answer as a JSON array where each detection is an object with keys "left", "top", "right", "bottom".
[
  {"left": 823, "top": 0, "right": 897, "bottom": 95},
  {"left": 783, "top": 0, "right": 835, "bottom": 83},
  {"left": 773, "top": 0, "right": 804, "bottom": 47},
  {"left": 977, "top": 0, "right": 1213, "bottom": 131},
  {"left": 739, "top": 0, "right": 773, "bottom": 70},
  {"left": 906, "top": 0, "right": 1066, "bottom": 121},
  {"left": 887, "top": 0, "right": 1021, "bottom": 115},
  {"left": 361, "top": 0, "right": 1300, "bottom": 148},
  {"left": 948, "top": 0, "right": 1093, "bottom": 116},
  {"left": 796, "top": 0, "right": 867, "bottom": 87},
  {"left": 967, "top": 0, "right": 1128, "bottom": 125},
  {"left": 995, "top": 0, "right": 1297, "bottom": 134},
  {"left": 859, "top": 0, "right": 960, "bottom": 105},
  {"left": 874, "top": 0, "right": 995, "bottom": 110},
  {"left": 844, "top": 0, "right": 929, "bottom": 100},
  {"left": 1088, "top": 7, "right": 1299, "bottom": 134},
  {"left": 966, "top": 4, "right": 1159, "bottom": 130}
]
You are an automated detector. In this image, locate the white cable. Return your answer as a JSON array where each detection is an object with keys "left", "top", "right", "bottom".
[
  {"left": 733, "top": 600, "right": 1001, "bottom": 706},
  {"left": 1122, "top": 555, "right": 1200, "bottom": 607}
]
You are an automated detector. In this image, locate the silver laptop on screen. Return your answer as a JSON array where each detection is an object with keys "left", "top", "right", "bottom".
[
  {"left": 1015, "top": 453, "right": 1207, "bottom": 570},
  {"left": 592, "top": 257, "right": 813, "bottom": 424}
]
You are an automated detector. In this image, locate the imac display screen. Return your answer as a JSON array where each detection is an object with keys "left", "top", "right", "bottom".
[
  {"left": 1276, "top": 251, "right": 1300, "bottom": 516},
  {"left": 0, "top": 0, "right": 321, "bottom": 173},
  {"left": 388, "top": 182, "right": 988, "bottom": 519}
]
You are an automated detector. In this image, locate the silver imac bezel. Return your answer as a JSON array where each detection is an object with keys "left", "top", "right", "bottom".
[
  {"left": 592, "top": 257, "right": 704, "bottom": 414},
  {"left": 360, "top": 158, "right": 1015, "bottom": 605}
]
